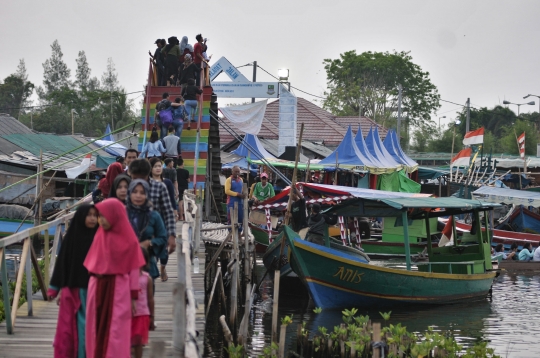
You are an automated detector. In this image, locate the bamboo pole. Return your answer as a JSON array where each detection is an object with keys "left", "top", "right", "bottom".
[
  {"left": 305, "top": 159, "right": 311, "bottom": 182},
  {"left": 204, "top": 233, "right": 232, "bottom": 274},
  {"left": 279, "top": 324, "right": 287, "bottom": 358},
  {"left": 334, "top": 151, "right": 339, "bottom": 185},
  {"left": 271, "top": 269, "right": 281, "bottom": 344},
  {"left": 44, "top": 229, "right": 50, "bottom": 288}
]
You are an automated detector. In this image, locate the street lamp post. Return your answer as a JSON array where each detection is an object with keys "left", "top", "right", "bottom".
[
  {"left": 71, "top": 109, "right": 78, "bottom": 135},
  {"left": 502, "top": 100, "right": 535, "bottom": 116},
  {"left": 438, "top": 116, "right": 446, "bottom": 132},
  {"left": 524, "top": 94, "right": 540, "bottom": 129}
]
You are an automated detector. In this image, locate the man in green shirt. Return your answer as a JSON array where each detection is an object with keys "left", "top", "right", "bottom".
[{"left": 251, "top": 172, "right": 275, "bottom": 205}]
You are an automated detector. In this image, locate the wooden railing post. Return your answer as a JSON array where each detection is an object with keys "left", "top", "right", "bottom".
[
  {"left": 25, "top": 238, "right": 33, "bottom": 316},
  {"left": 1, "top": 248, "right": 13, "bottom": 334},
  {"left": 44, "top": 229, "right": 50, "bottom": 288},
  {"left": 11, "top": 238, "right": 30, "bottom": 326}
]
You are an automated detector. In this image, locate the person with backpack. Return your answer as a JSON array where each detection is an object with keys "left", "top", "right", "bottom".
[
  {"left": 171, "top": 97, "right": 186, "bottom": 138},
  {"left": 156, "top": 92, "right": 182, "bottom": 139},
  {"left": 181, "top": 78, "right": 203, "bottom": 130}
]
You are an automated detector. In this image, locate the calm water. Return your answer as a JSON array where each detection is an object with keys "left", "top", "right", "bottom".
[{"left": 205, "top": 258, "right": 540, "bottom": 358}]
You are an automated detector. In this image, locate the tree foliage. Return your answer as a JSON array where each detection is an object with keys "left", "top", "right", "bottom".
[
  {"left": 38, "top": 40, "right": 72, "bottom": 99},
  {"left": 0, "top": 40, "right": 140, "bottom": 136},
  {"left": 322, "top": 50, "right": 440, "bottom": 127},
  {"left": 413, "top": 105, "right": 538, "bottom": 155}
]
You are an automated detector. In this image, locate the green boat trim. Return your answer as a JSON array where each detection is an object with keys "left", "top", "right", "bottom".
[{"left": 293, "top": 239, "right": 495, "bottom": 280}]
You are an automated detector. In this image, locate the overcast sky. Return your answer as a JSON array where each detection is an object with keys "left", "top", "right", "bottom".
[{"left": 1, "top": 0, "right": 539, "bottom": 130}]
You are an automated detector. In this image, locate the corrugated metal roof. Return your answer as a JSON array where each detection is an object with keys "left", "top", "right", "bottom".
[
  {"left": 0, "top": 115, "right": 34, "bottom": 135},
  {"left": 333, "top": 116, "right": 388, "bottom": 139}
]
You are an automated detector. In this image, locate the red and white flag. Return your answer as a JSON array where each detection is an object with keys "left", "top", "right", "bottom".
[
  {"left": 65, "top": 154, "right": 93, "bottom": 179},
  {"left": 463, "top": 127, "right": 484, "bottom": 146},
  {"left": 518, "top": 132, "right": 525, "bottom": 158},
  {"left": 451, "top": 148, "right": 472, "bottom": 167},
  {"left": 438, "top": 216, "right": 454, "bottom": 247}
]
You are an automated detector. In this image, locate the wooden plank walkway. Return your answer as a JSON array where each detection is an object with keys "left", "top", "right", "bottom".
[{"left": 0, "top": 222, "right": 206, "bottom": 357}]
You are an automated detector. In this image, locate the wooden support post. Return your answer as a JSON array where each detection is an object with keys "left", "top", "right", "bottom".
[
  {"left": 11, "top": 238, "right": 30, "bottom": 326},
  {"left": 48, "top": 223, "right": 62, "bottom": 275},
  {"left": 279, "top": 324, "right": 287, "bottom": 358},
  {"left": 25, "top": 240, "right": 33, "bottom": 316},
  {"left": 271, "top": 269, "right": 281, "bottom": 344},
  {"left": 44, "top": 229, "right": 50, "bottom": 287},
  {"left": 30, "top": 245, "right": 47, "bottom": 300},
  {"left": 206, "top": 269, "right": 222, "bottom": 319},
  {"left": 1, "top": 248, "right": 13, "bottom": 334},
  {"left": 242, "top": 183, "right": 250, "bottom": 278},
  {"left": 204, "top": 233, "right": 231, "bottom": 274},
  {"left": 372, "top": 322, "right": 381, "bottom": 358},
  {"left": 220, "top": 315, "right": 234, "bottom": 345},
  {"left": 230, "top": 203, "right": 239, "bottom": 329}
]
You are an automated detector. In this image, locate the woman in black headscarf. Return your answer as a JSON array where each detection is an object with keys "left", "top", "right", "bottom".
[
  {"left": 126, "top": 179, "right": 168, "bottom": 281},
  {"left": 47, "top": 204, "right": 99, "bottom": 358},
  {"left": 109, "top": 174, "right": 131, "bottom": 203}
]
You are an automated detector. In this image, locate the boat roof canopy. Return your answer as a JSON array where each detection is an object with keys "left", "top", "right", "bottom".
[
  {"left": 472, "top": 186, "right": 540, "bottom": 207},
  {"left": 329, "top": 196, "right": 501, "bottom": 218}
]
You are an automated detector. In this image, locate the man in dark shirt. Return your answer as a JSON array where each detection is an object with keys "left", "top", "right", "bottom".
[
  {"left": 286, "top": 186, "right": 307, "bottom": 232},
  {"left": 306, "top": 203, "right": 338, "bottom": 246},
  {"left": 176, "top": 158, "right": 190, "bottom": 221},
  {"left": 193, "top": 34, "right": 208, "bottom": 86},
  {"left": 149, "top": 39, "right": 165, "bottom": 86}
]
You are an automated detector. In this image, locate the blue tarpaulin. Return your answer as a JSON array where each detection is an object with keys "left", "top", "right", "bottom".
[
  {"left": 383, "top": 129, "right": 418, "bottom": 171},
  {"left": 232, "top": 134, "right": 276, "bottom": 161},
  {"left": 319, "top": 126, "right": 373, "bottom": 168},
  {"left": 365, "top": 127, "right": 401, "bottom": 168}
]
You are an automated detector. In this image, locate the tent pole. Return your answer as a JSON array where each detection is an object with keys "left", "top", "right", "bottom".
[{"left": 402, "top": 211, "right": 411, "bottom": 271}]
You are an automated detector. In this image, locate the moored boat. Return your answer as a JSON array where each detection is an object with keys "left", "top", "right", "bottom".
[{"left": 284, "top": 196, "right": 500, "bottom": 309}]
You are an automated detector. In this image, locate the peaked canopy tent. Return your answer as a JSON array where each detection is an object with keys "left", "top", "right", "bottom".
[
  {"left": 365, "top": 127, "right": 402, "bottom": 169},
  {"left": 319, "top": 126, "right": 397, "bottom": 174},
  {"left": 354, "top": 127, "right": 387, "bottom": 169},
  {"left": 383, "top": 129, "right": 418, "bottom": 172},
  {"left": 232, "top": 133, "right": 276, "bottom": 161}
]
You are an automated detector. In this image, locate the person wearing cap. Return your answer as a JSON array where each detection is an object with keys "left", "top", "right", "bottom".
[
  {"left": 251, "top": 173, "right": 275, "bottom": 205},
  {"left": 305, "top": 203, "right": 338, "bottom": 246}
]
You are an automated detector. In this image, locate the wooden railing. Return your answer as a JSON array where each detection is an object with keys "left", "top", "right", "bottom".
[
  {"left": 0, "top": 211, "right": 74, "bottom": 334},
  {"left": 172, "top": 189, "right": 202, "bottom": 356}
]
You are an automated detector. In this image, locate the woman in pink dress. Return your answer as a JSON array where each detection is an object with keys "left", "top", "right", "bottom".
[{"left": 84, "top": 198, "right": 145, "bottom": 358}]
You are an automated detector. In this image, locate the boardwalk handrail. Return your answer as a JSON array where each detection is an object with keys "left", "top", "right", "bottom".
[
  {"left": 0, "top": 210, "right": 75, "bottom": 334},
  {"left": 173, "top": 189, "right": 202, "bottom": 357}
]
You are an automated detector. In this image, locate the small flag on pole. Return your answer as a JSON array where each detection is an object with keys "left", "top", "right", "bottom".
[
  {"left": 438, "top": 216, "right": 454, "bottom": 247},
  {"left": 65, "top": 154, "right": 92, "bottom": 179},
  {"left": 463, "top": 127, "right": 484, "bottom": 146},
  {"left": 518, "top": 132, "right": 525, "bottom": 158},
  {"left": 451, "top": 148, "right": 472, "bottom": 167}
]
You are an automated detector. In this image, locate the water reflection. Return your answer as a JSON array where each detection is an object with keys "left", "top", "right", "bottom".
[{"left": 204, "top": 259, "right": 540, "bottom": 358}]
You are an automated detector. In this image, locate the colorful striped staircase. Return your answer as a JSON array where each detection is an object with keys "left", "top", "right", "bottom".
[{"left": 140, "top": 86, "right": 213, "bottom": 191}]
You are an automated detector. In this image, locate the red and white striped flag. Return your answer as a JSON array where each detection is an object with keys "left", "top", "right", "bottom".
[
  {"left": 438, "top": 216, "right": 454, "bottom": 247},
  {"left": 463, "top": 127, "right": 484, "bottom": 146},
  {"left": 518, "top": 132, "right": 525, "bottom": 158},
  {"left": 451, "top": 148, "right": 472, "bottom": 167}
]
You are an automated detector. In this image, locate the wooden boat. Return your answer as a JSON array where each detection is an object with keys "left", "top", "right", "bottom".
[
  {"left": 284, "top": 196, "right": 500, "bottom": 309},
  {"left": 262, "top": 228, "right": 370, "bottom": 278},
  {"left": 453, "top": 220, "right": 540, "bottom": 248}
]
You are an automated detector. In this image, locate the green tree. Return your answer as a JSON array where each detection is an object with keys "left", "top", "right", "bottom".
[
  {"left": 38, "top": 40, "right": 71, "bottom": 100},
  {"left": 75, "top": 51, "right": 100, "bottom": 91},
  {"left": 101, "top": 57, "right": 119, "bottom": 92},
  {"left": 499, "top": 119, "right": 537, "bottom": 155},
  {"left": 322, "top": 50, "right": 440, "bottom": 126},
  {"left": 0, "top": 74, "right": 34, "bottom": 119},
  {"left": 455, "top": 105, "right": 516, "bottom": 138}
]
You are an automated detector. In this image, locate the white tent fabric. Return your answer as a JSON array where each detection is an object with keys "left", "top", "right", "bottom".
[
  {"left": 472, "top": 186, "right": 540, "bottom": 207},
  {"left": 220, "top": 100, "right": 268, "bottom": 135},
  {"left": 65, "top": 154, "right": 95, "bottom": 179}
]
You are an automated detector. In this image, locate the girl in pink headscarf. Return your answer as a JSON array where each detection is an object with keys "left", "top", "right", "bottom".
[{"left": 84, "top": 198, "right": 145, "bottom": 358}]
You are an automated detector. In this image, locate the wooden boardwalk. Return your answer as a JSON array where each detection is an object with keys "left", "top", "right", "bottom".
[{"left": 0, "top": 222, "right": 206, "bottom": 357}]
